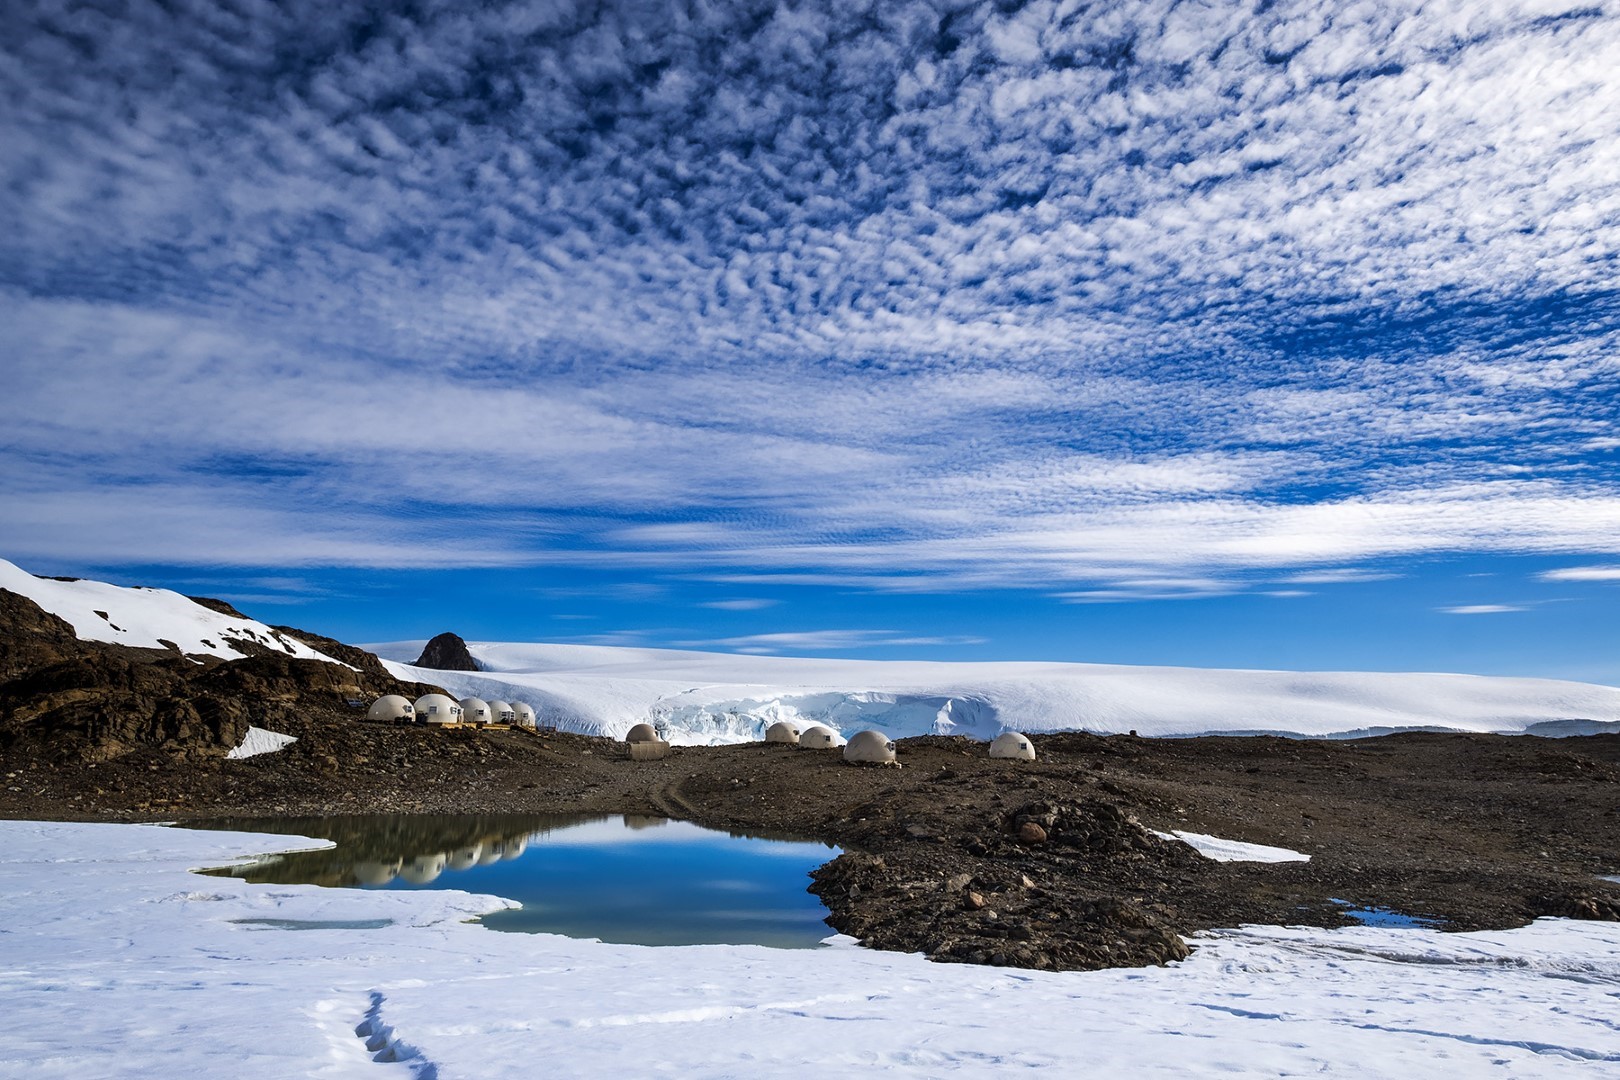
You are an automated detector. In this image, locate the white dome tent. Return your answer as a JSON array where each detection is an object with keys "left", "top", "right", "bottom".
[
  {"left": 625, "top": 721, "right": 670, "bottom": 760},
  {"left": 990, "top": 732, "right": 1037, "bottom": 760},
  {"left": 487, "top": 699, "right": 516, "bottom": 724},
  {"left": 799, "top": 725, "right": 842, "bottom": 749},
  {"left": 844, "top": 730, "right": 896, "bottom": 764},
  {"left": 414, "top": 694, "right": 462, "bottom": 725},
  {"left": 512, "top": 702, "right": 537, "bottom": 728},
  {"left": 765, "top": 721, "right": 799, "bottom": 744},
  {"left": 367, "top": 695, "right": 415, "bottom": 723},
  {"left": 459, "top": 697, "right": 492, "bottom": 725}
]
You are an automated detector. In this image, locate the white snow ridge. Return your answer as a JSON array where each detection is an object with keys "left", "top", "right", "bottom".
[
  {"left": 0, "top": 557, "right": 340, "bottom": 664},
  {"left": 366, "top": 640, "right": 1620, "bottom": 744}
]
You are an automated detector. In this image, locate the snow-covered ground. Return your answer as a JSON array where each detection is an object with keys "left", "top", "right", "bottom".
[
  {"left": 0, "top": 557, "right": 340, "bottom": 664},
  {"left": 2, "top": 820, "right": 1617, "bottom": 1078},
  {"left": 369, "top": 639, "right": 1620, "bottom": 744}
]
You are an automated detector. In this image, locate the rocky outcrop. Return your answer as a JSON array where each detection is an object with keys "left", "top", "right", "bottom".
[
  {"left": 0, "top": 588, "right": 81, "bottom": 683},
  {"left": 186, "top": 596, "right": 251, "bottom": 619},
  {"left": 0, "top": 588, "right": 445, "bottom": 763},
  {"left": 809, "top": 798, "right": 1199, "bottom": 971},
  {"left": 272, "top": 625, "right": 396, "bottom": 680},
  {"left": 413, "top": 632, "right": 479, "bottom": 671}
]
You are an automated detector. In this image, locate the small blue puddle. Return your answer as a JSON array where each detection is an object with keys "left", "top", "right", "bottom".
[
  {"left": 1331, "top": 899, "right": 1441, "bottom": 929},
  {"left": 194, "top": 814, "right": 839, "bottom": 948}
]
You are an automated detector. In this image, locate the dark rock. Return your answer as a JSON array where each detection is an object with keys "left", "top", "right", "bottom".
[
  {"left": 272, "top": 626, "right": 396, "bottom": 679},
  {"left": 1533, "top": 893, "right": 1620, "bottom": 921},
  {"left": 186, "top": 596, "right": 250, "bottom": 619},
  {"left": 1017, "top": 821, "right": 1048, "bottom": 844},
  {"left": 0, "top": 588, "right": 81, "bottom": 683},
  {"left": 413, "top": 632, "right": 480, "bottom": 671}
]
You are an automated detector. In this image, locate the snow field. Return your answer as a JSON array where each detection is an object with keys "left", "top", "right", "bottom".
[{"left": 2, "top": 821, "right": 1618, "bottom": 1079}]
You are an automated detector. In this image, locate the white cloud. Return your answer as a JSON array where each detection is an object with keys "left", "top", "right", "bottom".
[
  {"left": 1538, "top": 566, "right": 1620, "bottom": 582},
  {"left": 1280, "top": 569, "right": 1403, "bottom": 585},
  {"left": 1439, "top": 605, "right": 1528, "bottom": 615},
  {"left": 688, "top": 630, "right": 986, "bottom": 652},
  {"left": 701, "top": 599, "right": 780, "bottom": 611},
  {"left": 2, "top": 0, "right": 1620, "bottom": 600}
]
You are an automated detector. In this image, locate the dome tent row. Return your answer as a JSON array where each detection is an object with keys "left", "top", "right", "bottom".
[
  {"left": 756, "top": 721, "right": 1034, "bottom": 763},
  {"left": 368, "top": 693, "right": 540, "bottom": 728}
]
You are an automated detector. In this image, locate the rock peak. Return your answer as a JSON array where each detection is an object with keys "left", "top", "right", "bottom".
[{"left": 413, "top": 632, "right": 479, "bottom": 671}]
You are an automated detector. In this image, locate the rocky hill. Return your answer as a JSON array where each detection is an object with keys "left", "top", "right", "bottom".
[{"left": 0, "top": 587, "right": 444, "bottom": 763}]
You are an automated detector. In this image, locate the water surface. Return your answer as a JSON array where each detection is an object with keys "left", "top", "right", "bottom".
[{"left": 194, "top": 813, "right": 839, "bottom": 948}]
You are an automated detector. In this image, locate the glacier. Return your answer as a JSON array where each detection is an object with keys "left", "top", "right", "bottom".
[{"left": 367, "top": 639, "right": 1620, "bottom": 744}]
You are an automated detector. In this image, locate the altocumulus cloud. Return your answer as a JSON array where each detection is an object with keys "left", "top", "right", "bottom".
[{"left": 2, "top": 0, "right": 1619, "bottom": 596}]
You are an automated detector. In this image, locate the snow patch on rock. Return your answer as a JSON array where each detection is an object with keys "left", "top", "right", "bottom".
[
  {"left": 226, "top": 726, "right": 298, "bottom": 759},
  {"left": 1153, "top": 830, "right": 1312, "bottom": 863}
]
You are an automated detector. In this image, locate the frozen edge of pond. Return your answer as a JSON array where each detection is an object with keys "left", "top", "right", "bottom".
[{"left": 3, "top": 820, "right": 1620, "bottom": 1079}]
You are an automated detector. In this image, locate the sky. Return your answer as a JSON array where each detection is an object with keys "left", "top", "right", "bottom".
[{"left": 2, "top": 0, "right": 1619, "bottom": 682}]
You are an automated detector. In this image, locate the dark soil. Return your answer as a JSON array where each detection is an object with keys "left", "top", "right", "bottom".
[{"left": 3, "top": 585, "right": 1617, "bottom": 972}]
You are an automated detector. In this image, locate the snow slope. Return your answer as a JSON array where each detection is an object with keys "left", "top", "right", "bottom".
[
  {"left": 2, "top": 820, "right": 1617, "bottom": 1079},
  {"left": 0, "top": 557, "right": 339, "bottom": 663},
  {"left": 369, "top": 639, "right": 1620, "bottom": 744}
]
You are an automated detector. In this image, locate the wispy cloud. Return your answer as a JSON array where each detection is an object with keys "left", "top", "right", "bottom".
[
  {"left": 686, "top": 630, "right": 986, "bottom": 653},
  {"left": 2, "top": 0, "right": 1620, "bottom": 602},
  {"left": 1439, "top": 605, "right": 1528, "bottom": 615},
  {"left": 1538, "top": 566, "right": 1620, "bottom": 582},
  {"left": 701, "top": 598, "right": 780, "bottom": 611},
  {"left": 1280, "top": 569, "right": 1403, "bottom": 585}
]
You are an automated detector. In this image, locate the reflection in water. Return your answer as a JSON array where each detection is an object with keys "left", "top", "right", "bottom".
[{"left": 191, "top": 814, "right": 839, "bottom": 949}]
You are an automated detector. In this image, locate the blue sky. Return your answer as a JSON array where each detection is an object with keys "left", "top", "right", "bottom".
[{"left": 2, "top": 0, "right": 1618, "bottom": 682}]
